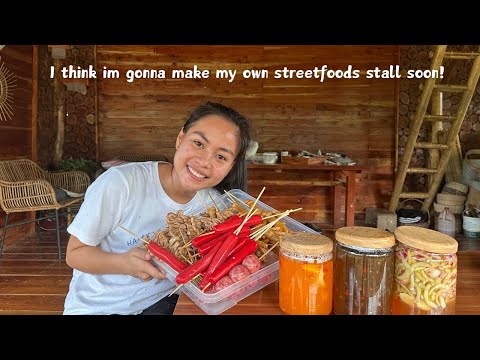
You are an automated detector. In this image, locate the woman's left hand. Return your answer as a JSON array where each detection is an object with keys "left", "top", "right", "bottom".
[{"left": 123, "top": 247, "right": 167, "bottom": 282}]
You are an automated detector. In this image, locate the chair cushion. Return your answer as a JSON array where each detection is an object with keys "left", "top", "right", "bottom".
[{"left": 54, "top": 188, "right": 69, "bottom": 202}]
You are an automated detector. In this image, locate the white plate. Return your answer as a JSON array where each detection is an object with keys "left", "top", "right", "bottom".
[{"left": 62, "top": 189, "right": 85, "bottom": 198}]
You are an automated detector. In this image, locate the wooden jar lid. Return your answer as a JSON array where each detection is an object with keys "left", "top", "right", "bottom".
[
  {"left": 335, "top": 226, "right": 395, "bottom": 249},
  {"left": 394, "top": 226, "right": 458, "bottom": 254},
  {"left": 280, "top": 232, "right": 333, "bottom": 255}
]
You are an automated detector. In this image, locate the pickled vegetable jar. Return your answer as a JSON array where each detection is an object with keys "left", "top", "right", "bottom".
[
  {"left": 279, "top": 232, "right": 333, "bottom": 315},
  {"left": 333, "top": 226, "right": 395, "bottom": 315},
  {"left": 393, "top": 226, "right": 458, "bottom": 315}
]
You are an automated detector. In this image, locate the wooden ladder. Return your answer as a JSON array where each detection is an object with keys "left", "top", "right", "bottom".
[{"left": 389, "top": 45, "right": 480, "bottom": 213}]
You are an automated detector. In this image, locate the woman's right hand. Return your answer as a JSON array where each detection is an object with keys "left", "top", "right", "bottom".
[
  {"left": 66, "top": 235, "right": 166, "bottom": 281},
  {"left": 123, "top": 246, "right": 167, "bottom": 282}
]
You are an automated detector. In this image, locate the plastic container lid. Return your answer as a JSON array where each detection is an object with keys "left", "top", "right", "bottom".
[
  {"left": 394, "top": 226, "right": 458, "bottom": 254},
  {"left": 335, "top": 226, "right": 395, "bottom": 249},
  {"left": 280, "top": 232, "right": 333, "bottom": 255}
]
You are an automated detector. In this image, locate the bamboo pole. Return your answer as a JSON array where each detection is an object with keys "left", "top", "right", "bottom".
[
  {"left": 389, "top": 45, "right": 448, "bottom": 212},
  {"left": 427, "top": 89, "right": 443, "bottom": 187},
  {"left": 422, "top": 54, "right": 480, "bottom": 211},
  {"left": 440, "top": 132, "right": 463, "bottom": 183}
]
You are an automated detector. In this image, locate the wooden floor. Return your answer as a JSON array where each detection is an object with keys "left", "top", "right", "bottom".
[
  {"left": 0, "top": 226, "right": 479, "bottom": 315},
  {"left": 0, "top": 231, "right": 71, "bottom": 315}
]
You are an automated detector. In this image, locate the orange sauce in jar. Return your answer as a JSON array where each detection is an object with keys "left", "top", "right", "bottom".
[{"left": 279, "top": 232, "right": 333, "bottom": 315}]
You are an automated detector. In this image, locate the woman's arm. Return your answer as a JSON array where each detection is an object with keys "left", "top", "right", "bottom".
[{"left": 65, "top": 235, "right": 166, "bottom": 281}]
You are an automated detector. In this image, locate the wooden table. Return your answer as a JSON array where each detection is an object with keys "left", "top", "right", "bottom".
[
  {"left": 247, "top": 162, "right": 372, "bottom": 228},
  {"left": 174, "top": 251, "right": 480, "bottom": 315}
]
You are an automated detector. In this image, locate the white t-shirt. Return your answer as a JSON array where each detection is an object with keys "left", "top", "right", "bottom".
[{"left": 63, "top": 161, "right": 220, "bottom": 315}]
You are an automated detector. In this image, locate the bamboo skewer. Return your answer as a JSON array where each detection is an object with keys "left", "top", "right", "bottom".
[
  {"left": 252, "top": 210, "right": 291, "bottom": 240},
  {"left": 207, "top": 191, "right": 220, "bottom": 211},
  {"left": 118, "top": 225, "right": 149, "bottom": 245},
  {"left": 224, "top": 190, "right": 239, "bottom": 205},
  {"left": 218, "top": 197, "right": 228, "bottom": 210},
  {"left": 196, "top": 191, "right": 208, "bottom": 212},
  {"left": 224, "top": 190, "right": 251, "bottom": 210},
  {"left": 232, "top": 187, "right": 265, "bottom": 234},
  {"left": 245, "top": 186, "right": 265, "bottom": 215},
  {"left": 197, "top": 230, "right": 215, "bottom": 237},
  {"left": 258, "top": 240, "right": 280, "bottom": 261},
  {"left": 168, "top": 273, "right": 201, "bottom": 297},
  {"left": 234, "top": 208, "right": 259, "bottom": 235},
  {"left": 261, "top": 207, "right": 302, "bottom": 221}
]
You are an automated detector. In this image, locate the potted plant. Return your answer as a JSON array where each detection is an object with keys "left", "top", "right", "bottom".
[{"left": 55, "top": 157, "right": 97, "bottom": 181}]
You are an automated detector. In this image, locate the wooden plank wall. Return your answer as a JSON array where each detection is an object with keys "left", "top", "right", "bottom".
[
  {"left": 0, "top": 45, "right": 33, "bottom": 244},
  {"left": 96, "top": 45, "right": 398, "bottom": 224}
]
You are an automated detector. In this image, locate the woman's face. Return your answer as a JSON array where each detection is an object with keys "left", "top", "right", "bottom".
[{"left": 173, "top": 114, "right": 239, "bottom": 194}]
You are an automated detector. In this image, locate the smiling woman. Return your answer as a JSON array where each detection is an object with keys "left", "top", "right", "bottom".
[{"left": 63, "top": 101, "right": 252, "bottom": 315}]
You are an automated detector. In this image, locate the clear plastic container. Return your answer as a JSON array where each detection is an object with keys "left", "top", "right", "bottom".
[
  {"left": 279, "top": 232, "right": 333, "bottom": 315},
  {"left": 153, "top": 189, "right": 321, "bottom": 315},
  {"left": 333, "top": 226, "right": 395, "bottom": 315},
  {"left": 393, "top": 226, "right": 458, "bottom": 315}
]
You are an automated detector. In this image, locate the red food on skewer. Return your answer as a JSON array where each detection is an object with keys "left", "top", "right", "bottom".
[
  {"left": 208, "top": 240, "right": 257, "bottom": 285},
  {"left": 148, "top": 242, "right": 187, "bottom": 273},
  {"left": 175, "top": 241, "right": 222, "bottom": 284},
  {"left": 200, "top": 233, "right": 239, "bottom": 289}
]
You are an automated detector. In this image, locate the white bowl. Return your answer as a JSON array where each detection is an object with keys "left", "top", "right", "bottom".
[{"left": 262, "top": 152, "right": 278, "bottom": 164}]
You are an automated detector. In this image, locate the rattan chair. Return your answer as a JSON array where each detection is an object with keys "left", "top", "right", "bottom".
[
  {"left": 0, "top": 159, "right": 91, "bottom": 259},
  {"left": 114, "top": 155, "right": 169, "bottom": 162}
]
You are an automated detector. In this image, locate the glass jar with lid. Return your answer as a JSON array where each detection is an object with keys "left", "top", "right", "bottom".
[
  {"left": 333, "top": 226, "right": 396, "bottom": 315},
  {"left": 279, "top": 232, "right": 333, "bottom": 315},
  {"left": 393, "top": 226, "right": 458, "bottom": 315}
]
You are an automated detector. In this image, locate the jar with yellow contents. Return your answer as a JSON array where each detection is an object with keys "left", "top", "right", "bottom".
[
  {"left": 279, "top": 232, "right": 333, "bottom": 315},
  {"left": 334, "top": 226, "right": 396, "bottom": 315},
  {"left": 393, "top": 226, "right": 458, "bottom": 315}
]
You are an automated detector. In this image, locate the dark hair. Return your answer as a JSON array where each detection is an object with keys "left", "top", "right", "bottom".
[{"left": 182, "top": 101, "right": 251, "bottom": 193}]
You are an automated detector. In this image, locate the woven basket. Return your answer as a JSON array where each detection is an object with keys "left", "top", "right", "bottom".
[
  {"left": 436, "top": 193, "right": 466, "bottom": 206},
  {"left": 433, "top": 202, "right": 464, "bottom": 214},
  {"left": 397, "top": 198, "right": 430, "bottom": 229},
  {"left": 442, "top": 182, "right": 469, "bottom": 196}
]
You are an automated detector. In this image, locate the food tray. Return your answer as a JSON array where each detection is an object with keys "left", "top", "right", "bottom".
[{"left": 153, "top": 188, "right": 321, "bottom": 315}]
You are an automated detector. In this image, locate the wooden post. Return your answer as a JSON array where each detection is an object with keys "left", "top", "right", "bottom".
[
  {"left": 394, "top": 46, "right": 400, "bottom": 172},
  {"left": 31, "top": 45, "right": 38, "bottom": 163},
  {"left": 29, "top": 45, "right": 39, "bottom": 234},
  {"left": 427, "top": 89, "right": 443, "bottom": 187},
  {"left": 94, "top": 45, "right": 99, "bottom": 163},
  {"left": 330, "top": 171, "right": 342, "bottom": 228},
  {"left": 53, "top": 58, "right": 65, "bottom": 164},
  {"left": 345, "top": 171, "right": 356, "bottom": 226}
]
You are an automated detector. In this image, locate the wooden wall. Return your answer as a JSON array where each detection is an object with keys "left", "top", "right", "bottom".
[
  {"left": 63, "top": 45, "right": 96, "bottom": 161},
  {"left": 0, "top": 45, "right": 33, "bottom": 245},
  {"left": 37, "top": 45, "right": 97, "bottom": 169},
  {"left": 96, "top": 45, "right": 398, "bottom": 224}
]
